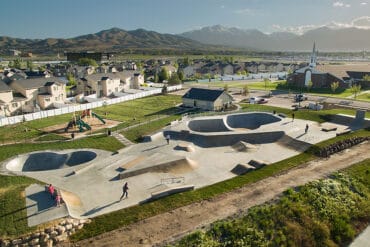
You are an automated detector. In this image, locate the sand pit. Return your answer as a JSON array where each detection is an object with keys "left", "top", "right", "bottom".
[{"left": 42, "top": 117, "right": 121, "bottom": 138}]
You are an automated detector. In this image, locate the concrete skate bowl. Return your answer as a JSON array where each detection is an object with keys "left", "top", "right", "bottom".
[
  {"left": 119, "top": 158, "right": 198, "bottom": 179},
  {"left": 6, "top": 151, "right": 97, "bottom": 172},
  {"left": 226, "top": 112, "right": 282, "bottom": 130},
  {"left": 188, "top": 118, "right": 230, "bottom": 132},
  {"left": 164, "top": 130, "right": 285, "bottom": 148}
]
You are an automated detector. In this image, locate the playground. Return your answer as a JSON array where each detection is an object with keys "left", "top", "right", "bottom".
[
  {"left": 41, "top": 110, "right": 120, "bottom": 138},
  {"left": 2, "top": 110, "right": 368, "bottom": 228}
]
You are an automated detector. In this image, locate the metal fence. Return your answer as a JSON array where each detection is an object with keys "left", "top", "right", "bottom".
[{"left": 0, "top": 85, "right": 182, "bottom": 127}]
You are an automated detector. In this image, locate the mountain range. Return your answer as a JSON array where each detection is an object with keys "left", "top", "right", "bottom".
[
  {"left": 1, "top": 26, "right": 370, "bottom": 54},
  {"left": 180, "top": 25, "right": 370, "bottom": 52},
  {"left": 0, "top": 28, "right": 212, "bottom": 55}
]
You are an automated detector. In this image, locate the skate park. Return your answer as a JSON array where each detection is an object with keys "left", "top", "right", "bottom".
[{"left": 1, "top": 111, "right": 368, "bottom": 226}]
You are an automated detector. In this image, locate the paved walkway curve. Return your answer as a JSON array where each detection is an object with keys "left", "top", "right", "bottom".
[{"left": 62, "top": 142, "right": 370, "bottom": 247}]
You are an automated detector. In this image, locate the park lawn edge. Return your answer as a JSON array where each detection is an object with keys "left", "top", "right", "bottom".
[{"left": 70, "top": 128, "right": 370, "bottom": 241}]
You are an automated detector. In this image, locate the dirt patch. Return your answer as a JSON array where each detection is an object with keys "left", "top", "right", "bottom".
[
  {"left": 63, "top": 142, "right": 370, "bottom": 247},
  {"left": 41, "top": 118, "right": 121, "bottom": 139}
]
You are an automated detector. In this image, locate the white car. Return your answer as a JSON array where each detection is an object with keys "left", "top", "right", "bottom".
[{"left": 249, "top": 97, "right": 268, "bottom": 104}]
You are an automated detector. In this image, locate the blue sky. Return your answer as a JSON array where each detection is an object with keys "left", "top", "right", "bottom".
[{"left": 1, "top": 0, "right": 370, "bottom": 38}]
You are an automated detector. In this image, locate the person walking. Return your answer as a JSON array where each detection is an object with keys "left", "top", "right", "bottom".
[
  {"left": 55, "top": 191, "right": 61, "bottom": 207},
  {"left": 48, "top": 184, "right": 55, "bottom": 199},
  {"left": 166, "top": 134, "right": 170, "bottom": 145},
  {"left": 120, "top": 182, "right": 129, "bottom": 200},
  {"left": 305, "top": 124, "right": 309, "bottom": 134}
]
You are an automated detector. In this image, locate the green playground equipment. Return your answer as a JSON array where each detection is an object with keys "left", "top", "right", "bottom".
[
  {"left": 76, "top": 119, "right": 91, "bottom": 132},
  {"left": 92, "top": 112, "right": 106, "bottom": 124}
]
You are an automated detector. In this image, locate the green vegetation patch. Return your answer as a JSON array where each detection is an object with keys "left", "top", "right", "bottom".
[
  {"left": 121, "top": 115, "right": 180, "bottom": 142},
  {"left": 0, "top": 135, "right": 123, "bottom": 163},
  {"left": 0, "top": 176, "right": 39, "bottom": 237},
  {"left": 34, "top": 133, "right": 69, "bottom": 142},
  {"left": 174, "top": 159, "right": 370, "bottom": 247}
]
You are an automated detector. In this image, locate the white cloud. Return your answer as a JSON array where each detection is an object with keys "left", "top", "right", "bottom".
[
  {"left": 361, "top": 2, "right": 368, "bottom": 5},
  {"left": 333, "top": 1, "right": 351, "bottom": 8},
  {"left": 220, "top": 5, "right": 225, "bottom": 9},
  {"left": 272, "top": 16, "right": 370, "bottom": 34}
]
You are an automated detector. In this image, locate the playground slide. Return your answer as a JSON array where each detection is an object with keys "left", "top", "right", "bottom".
[
  {"left": 92, "top": 112, "right": 106, "bottom": 124},
  {"left": 76, "top": 119, "right": 91, "bottom": 131}
]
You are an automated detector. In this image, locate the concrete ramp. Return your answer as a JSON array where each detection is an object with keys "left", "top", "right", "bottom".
[
  {"left": 188, "top": 118, "right": 230, "bottom": 132},
  {"left": 6, "top": 151, "right": 97, "bottom": 172},
  {"left": 277, "top": 135, "right": 311, "bottom": 152},
  {"left": 150, "top": 184, "right": 194, "bottom": 200},
  {"left": 226, "top": 112, "right": 282, "bottom": 130},
  {"left": 232, "top": 141, "right": 257, "bottom": 152},
  {"left": 119, "top": 158, "right": 198, "bottom": 179},
  {"left": 230, "top": 164, "right": 256, "bottom": 175}
]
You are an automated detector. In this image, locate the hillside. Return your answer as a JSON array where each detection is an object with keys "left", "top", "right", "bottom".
[
  {"left": 181, "top": 25, "right": 370, "bottom": 52},
  {"left": 0, "top": 28, "right": 214, "bottom": 55}
]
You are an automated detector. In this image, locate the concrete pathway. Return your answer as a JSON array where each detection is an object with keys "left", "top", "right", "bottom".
[
  {"left": 111, "top": 132, "right": 134, "bottom": 146},
  {"left": 25, "top": 184, "right": 68, "bottom": 227},
  {"left": 350, "top": 225, "right": 370, "bottom": 247}
]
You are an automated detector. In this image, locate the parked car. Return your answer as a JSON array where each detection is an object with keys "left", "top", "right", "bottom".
[
  {"left": 294, "top": 94, "right": 308, "bottom": 102},
  {"left": 249, "top": 97, "right": 268, "bottom": 104},
  {"left": 258, "top": 98, "right": 268, "bottom": 104}
]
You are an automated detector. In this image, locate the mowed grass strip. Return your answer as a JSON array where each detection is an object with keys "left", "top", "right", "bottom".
[
  {"left": 0, "top": 135, "right": 124, "bottom": 163},
  {"left": 0, "top": 176, "right": 39, "bottom": 237},
  {"left": 0, "top": 94, "right": 182, "bottom": 143},
  {"left": 71, "top": 128, "right": 370, "bottom": 241}
]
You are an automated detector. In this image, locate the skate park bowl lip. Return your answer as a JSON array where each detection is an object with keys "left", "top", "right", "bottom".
[
  {"left": 187, "top": 112, "right": 282, "bottom": 132},
  {"left": 5, "top": 150, "right": 97, "bottom": 172},
  {"left": 226, "top": 112, "right": 282, "bottom": 130}
]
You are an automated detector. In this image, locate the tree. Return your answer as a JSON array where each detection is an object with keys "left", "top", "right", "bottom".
[
  {"left": 77, "top": 58, "right": 98, "bottom": 67},
  {"left": 13, "top": 59, "right": 22, "bottom": 69},
  {"left": 159, "top": 67, "right": 169, "bottom": 82},
  {"left": 168, "top": 73, "right": 181, "bottom": 85},
  {"left": 263, "top": 78, "right": 270, "bottom": 90},
  {"left": 307, "top": 80, "right": 313, "bottom": 92},
  {"left": 242, "top": 85, "right": 249, "bottom": 96},
  {"left": 363, "top": 74, "right": 370, "bottom": 82},
  {"left": 224, "top": 84, "right": 229, "bottom": 92},
  {"left": 154, "top": 73, "right": 159, "bottom": 83},
  {"left": 350, "top": 84, "right": 361, "bottom": 99},
  {"left": 66, "top": 73, "right": 76, "bottom": 86},
  {"left": 26, "top": 61, "right": 34, "bottom": 70},
  {"left": 177, "top": 70, "right": 184, "bottom": 81},
  {"left": 330, "top": 81, "right": 339, "bottom": 95}
]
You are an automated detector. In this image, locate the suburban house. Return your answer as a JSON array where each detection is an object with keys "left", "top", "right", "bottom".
[
  {"left": 182, "top": 87, "right": 233, "bottom": 111},
  {"left": 0, "top": 80, "right": 18, "bottom": 116},
  {"left": 9, "top": 77, "right": 66, "bottom": 111},
  {"left": 77, "top": 72, "right": 144, "bottom": 97}
]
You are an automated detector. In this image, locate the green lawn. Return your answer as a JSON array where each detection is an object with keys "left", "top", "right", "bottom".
[
  {"left": 0, "top": 94, "right": 182, "bottom": 143},
  {"left": 0, "top": 135, "right": 124, "bottom": 163},
  {"left": 356, "top": 93, "right": 370, "bottom": 102},
  {"left": 121, "top": 115, "right": 181, "bottom": 142}
]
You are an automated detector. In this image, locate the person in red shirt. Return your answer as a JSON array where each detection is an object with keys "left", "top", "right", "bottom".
[{"left": 48, "top": 184, "right": 55, "bottom": 199}]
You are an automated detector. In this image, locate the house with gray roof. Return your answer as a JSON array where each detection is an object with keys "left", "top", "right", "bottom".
[
  {"left": 182, "top": 87, "right": 233, "bottom": 111},
  {"left": 9, "top": 77, "right": 66, "bottom": 111},
  {"left": 77, "top": 72, "right": 144, "bottom": 97}
]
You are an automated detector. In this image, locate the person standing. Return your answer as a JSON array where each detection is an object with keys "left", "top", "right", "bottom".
[
  {"left": 305, "top": 124, "right": 309, "bottom": 134},
  {"left": 292, "top": 113, "right": 295, "bottom": 122},
  {"left": 120, "top": 182, "right": 129, "bottom": 200},
  {"left": 166, "top": 134, "right": 170, "bottom": 145},
  {"left": 55, "top": 192, "right": 61, "bottom": 207},
  {"left": 48, "top": 184, "right": 55, "bottom": 199}
]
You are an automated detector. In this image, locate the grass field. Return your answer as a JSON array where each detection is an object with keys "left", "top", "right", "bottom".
[{"left": 0, "top": 95, "right": 182, "bottom": 143}]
